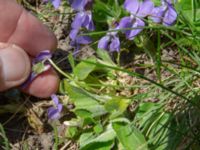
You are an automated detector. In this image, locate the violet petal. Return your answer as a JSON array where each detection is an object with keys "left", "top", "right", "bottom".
[
  {"left": 48, "top": 107, "right": 60, "bottom": 120},
  {"left": 119, "top": 16, "right": 133, "bottom": 32},
  {"left": 69, "top": 29, "right": 79, "bottom": 41},
  {"left": 82, "top": 12, "right": 90, "bottom": 27},
  {"left": 57, "top": 103, "right": 63, "bottom": 112},
  {"left": 124, "top": 0, "right": 139, "bottom": 15},
  {"left": 47, "top": 94, "right": 63, "bottom": 120},
  {"left": 21, "top": 72, "right": 37, "bottom": 88},
  {"left": 137, "top": 0, "right": 154, "bottom": 17},
  {"left": 87, "top": 17, "right": 95, "bottom": 31},
  {"left": 51, "top": 94, "right": 59, "bottom": 105},
  {"left": 163, "top": 4, "right": 177, "bottom": 26},
  {"left": 72, "top": 11, "right": 94, "bottom": 31},
  {"left": 109, "top": 36, "right": 120, "bottom": 52},
  {"left": 98, "top": 35, "right": 110, "bottom": 50},
  {"left": 70, "top": 0, "right": 87, "bottom": 11},
  {"left": 33, "top": 50, "right": 52, "bottom": 64},
  {"left": 71, "top": 12, "right": 86, "bottom": 29},
  {"left": 149, "top": 6, "right": 165, "bottom": 23},
  {"left": 52, "top": 0, "right": 61, "bottom": 9},
  {"left": 119, "top": 16, "right": 144, "bottom": 40},
  {"left": 76, "top": 35, "right": 92, "bottom": 44},
  {"left": 126, "top": 18, "right": 145, "bottom": 40},
  {"left": 82, "top": 11, "right": 95, "bottom": 31}
]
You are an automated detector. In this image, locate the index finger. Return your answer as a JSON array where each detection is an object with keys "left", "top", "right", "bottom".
[{"left": 0, "top": 0, "right": 57, "bottom": 56}]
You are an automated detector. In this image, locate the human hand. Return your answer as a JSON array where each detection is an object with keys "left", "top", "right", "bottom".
[{"left": 0, "top": 0, "right": 59, "bottom": 98}]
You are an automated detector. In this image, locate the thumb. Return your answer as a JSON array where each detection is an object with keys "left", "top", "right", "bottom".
[{"left": 0, "top": 43, "right": 31, "bottom": 91}]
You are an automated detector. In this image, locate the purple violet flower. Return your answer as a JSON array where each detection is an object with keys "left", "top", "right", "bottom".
[
  {"left": 48, "top": 94, "right": 63, "bottom": 120},
  {"left": 98, "top": 34, "right": 120, "bottom": 52},
  {"left": 32, "top": 50, "right": 52, "bottom": 64},
  {"left": 150, "top": 0, "right": 177, "bottom": 26},
  {"left": 69, "top": 11, "right": 94, "bottom": 48},
  {"left": 43, "top": 0, "right": 61, "bottom": 9},
  {"left": 69, "top": 29, "right": 92, "bottom": 51},
  {"left": 72, "top": 11, "right": 95, "bottom": 31},
  {"left": 69, "top": 0, "right": 94, "bottom": 50},
  {"left": 119, "top": 16, "right": 145, "bottom": 40},
  {"left": 98, "top": 26, "right": 120, "bottom": 52},
  {"left": 21, "top": 50, "right": 52, "bottom": 88},
  {"left": 119, "top": 0, "right": 154, "bottom": 40}
]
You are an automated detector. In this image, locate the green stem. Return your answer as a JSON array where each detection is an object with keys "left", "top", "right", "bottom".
[
  {"left": 79, "top": 26, "right": 199, "bottom": 40},
  {"left": 192, "top": 0, "right": 196, "bottom": 22},
  {"left": 156, "top": 31, "right": 161, "bottom": 83},
  {"left": 53, "top": 125, "right": 59, "bottom": 150},
  {"left": 0, "top": 124, "right": 10, "bottom": 150},
  {"left": 48, "top": 59, "right": 72, "bottom": 80},
  {"left": 48, "top": 59, "right": 92, "bottom": 90},
  {"left": 146, "top": 112, "right": 165, "bottom": 137}
]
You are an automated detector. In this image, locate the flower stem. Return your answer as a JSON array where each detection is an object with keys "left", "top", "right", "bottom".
[{"left": 48, "top": 58, "right": 72, "bottom": 80}]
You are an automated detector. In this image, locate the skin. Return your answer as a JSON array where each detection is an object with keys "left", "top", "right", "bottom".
[{"left": 0, "top": 0, "right": 59, "bottom": 98}]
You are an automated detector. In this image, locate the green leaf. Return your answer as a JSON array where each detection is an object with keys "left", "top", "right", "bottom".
[
  {"left": 68, "top": 52, "right": 75, "bottom": 71},
  {"left": 79, "top": 132, "right": 94, "bottom": 148},
  {"left": 74, "top": 109, "right": 93, "bottom": 119},
  {"left": 96, "top": 48, "right": 115, "bottom": 65},
  {"left": 105, "top": 98, "right": 129, "bottom": 113},
  {"left": 65, "top": 127, "right": 78, "bottom": 139},
  {"left": 94, "top": 123, "right": 104, "bottom": 134},
  {"left": 104, "top": 98, "right": 129, "bottom": 119},
  {"left": 65, "top": 82, "right": 107, "bottom": 117},
  {"left": 74, "top": 58, "right": 96, "bottom": 80},
  {"left": 81, "top": 140, "right": 114, "bottom": 150},
  {"left": 113, "top": 122, "right": 148, "bottom": 150},
  {"left": 79, "top": 125, "right": 116, "bottom": 150},
  {"left": 111, "top": 117, "right": 130, "bottom": 124}
]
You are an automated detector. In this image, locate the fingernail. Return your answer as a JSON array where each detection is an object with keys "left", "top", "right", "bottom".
[{"left": 0, "top": 44, "right": 30, "bottom": 90}]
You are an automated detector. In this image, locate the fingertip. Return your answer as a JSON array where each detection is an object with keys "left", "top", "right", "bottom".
[{"left": 23, "top": 69, "right": 60, "bottom": 98}]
